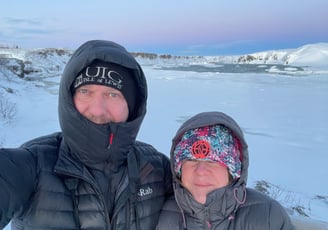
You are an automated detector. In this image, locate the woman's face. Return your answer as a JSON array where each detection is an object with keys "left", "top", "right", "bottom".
[{"left": 181, "top": 160, "right": 230, "bottom": 204}]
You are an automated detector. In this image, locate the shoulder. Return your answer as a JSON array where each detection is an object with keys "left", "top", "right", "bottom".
[
  {"left": 20, "top": 132, "right": 63, "bottom": 164},
  {"left": 236, "top": 188, "right": 295, "bottom": 229},
  {"left": 133, "top": 141, "right": 173, "bottom": 195},
  {"left": 161, "top": 195, "right": 180, "bottom": 212},
  {"left": 134, "top": 141, "right": 170, "bottom": 163},
  {"left": 0, "top": 133, "right": 62, "bottom": 160},
  {"left": 241, "top": 188, "right": 286, "bottom": 212},
  {"left": 21, "top": 132, "right": 62, "bottom": 149},
  {"left": 244, "top": 188, "right": 287, "bottom": 210},
  {"left": 244, "top": 188, "right": 273, "bottom": 203},
  {"left": 157, "top": 196, "right": 182, "bottom": 230}
]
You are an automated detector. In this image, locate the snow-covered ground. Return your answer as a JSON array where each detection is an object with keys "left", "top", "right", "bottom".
[{"left": 1, "top": 43, "right": 328, "bottom": 229}]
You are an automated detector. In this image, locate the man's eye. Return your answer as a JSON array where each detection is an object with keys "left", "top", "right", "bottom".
[
  {"left": 78, "top": 88, "right": 89, "bottom": 94},
  {"left": 108, "top": 92, "right": 118, "bottom": 97}
]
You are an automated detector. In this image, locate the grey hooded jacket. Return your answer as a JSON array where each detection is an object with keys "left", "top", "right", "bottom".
[
  {"left": 156, "top": 111, "right": 295, "bottom": 230},
  {"left": 0, "top": 40, "right": 173, "bottom": 230}
]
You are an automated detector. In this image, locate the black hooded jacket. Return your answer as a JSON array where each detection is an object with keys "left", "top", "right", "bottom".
[{"left": 0, "top": 40, "right": 172, "bottom": 230}]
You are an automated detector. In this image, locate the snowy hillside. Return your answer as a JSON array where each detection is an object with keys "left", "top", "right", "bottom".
[
  {"left": 253, "top": 43, "right": 328, "bottom": 66},
  {"left": 0, "top": 48, "right": 72, "bottom": 80},
  {"left": 1, "top": 43, "right": 328, "bottom": 81},
  {"left": 134, "top": 43, "right": 328, "bottom": 75}
]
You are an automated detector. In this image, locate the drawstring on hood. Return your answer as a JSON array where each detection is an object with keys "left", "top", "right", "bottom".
[
  {"left": 233, "top": 186, "right": 247, "bottom": 205},
  {"left": 228, "top": 183, "right": 247, "bottom": 221}
]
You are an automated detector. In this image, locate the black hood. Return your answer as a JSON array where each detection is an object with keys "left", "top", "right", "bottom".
[{"left": 58, "top": 40, "right": 147, "bottom": 169}]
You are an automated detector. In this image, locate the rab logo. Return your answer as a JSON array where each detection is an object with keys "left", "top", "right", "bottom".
[
  {"left": 137, "top": 186, "right": 153, "bottom": 197},
  {"left": 191, "top": 140, "right": 210, "bottom": 159}
]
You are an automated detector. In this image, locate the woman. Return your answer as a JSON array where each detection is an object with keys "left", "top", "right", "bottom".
[{"left": 157, "top": 111, "right": 295, "bottom": 229}]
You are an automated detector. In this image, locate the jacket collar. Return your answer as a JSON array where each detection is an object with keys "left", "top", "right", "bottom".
[{"left": 174, "top": 182, "right": 245, "bottom": 222}]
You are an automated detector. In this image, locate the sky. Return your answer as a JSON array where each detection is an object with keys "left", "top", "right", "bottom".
[
  {"left": 1, "top": 0, "right": 328, "bottom": 55},
  {"left": 1, "top": 44, "right": 328, "bottom": 229}
]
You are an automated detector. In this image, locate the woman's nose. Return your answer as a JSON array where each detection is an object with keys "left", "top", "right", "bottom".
[{"left": 194, "top": 161, "right": 208, "bottom": 174}]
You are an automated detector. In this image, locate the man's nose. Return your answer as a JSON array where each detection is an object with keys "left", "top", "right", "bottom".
[{"left": 89, "top": 95, "right": 107, "bottom": 116}]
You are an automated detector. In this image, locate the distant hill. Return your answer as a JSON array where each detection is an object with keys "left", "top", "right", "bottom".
[{"left": 1, "top": 43, "right": 328, "bottom": 81}]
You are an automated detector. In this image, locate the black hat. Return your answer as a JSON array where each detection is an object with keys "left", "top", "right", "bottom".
[{"left": 73, "top": 60, "right": 137, "bottom": 119}]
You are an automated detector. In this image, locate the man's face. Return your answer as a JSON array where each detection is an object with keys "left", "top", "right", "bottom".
[
  {"left": 181, "top": 160, "right": 230, "bottom": 204},
  {"left": 73, "top": 84, "right": 129, "bottom": 124}
]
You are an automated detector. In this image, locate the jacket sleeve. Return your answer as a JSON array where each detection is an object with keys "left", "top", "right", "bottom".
[
  {"left": 269, "top": 199, "right": 296, "bottom": 230},
  {"left": 0, "top": 148, "right": 37, "bottom": 228}
]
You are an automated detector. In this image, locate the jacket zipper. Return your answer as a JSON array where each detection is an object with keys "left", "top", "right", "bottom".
[
  {"left": 204, "top": 207, "right": 212, "bottom": 229},
  {"left": 54, "top": 169, "right": 111, "bottom": 228}
]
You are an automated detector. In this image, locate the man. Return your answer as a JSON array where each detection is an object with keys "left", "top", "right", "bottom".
[
  {"left": 0, "top": 40, "right": 173, "bottom": 229},
  {"left": 157, "top": 111, "right": 295, "bottom": 229}
]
